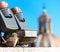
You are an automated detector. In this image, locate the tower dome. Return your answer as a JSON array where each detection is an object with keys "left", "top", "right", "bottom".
[
  {"left": 39, "top": 5, "right": 51, "bottom": 23},
  {"left": 38, "top": 5, "right": 51, "bottom": 34}
]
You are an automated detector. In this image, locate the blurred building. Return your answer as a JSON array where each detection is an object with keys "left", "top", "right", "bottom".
[{"left": 36, "top": 6, "right": 60, "bottom": 47}]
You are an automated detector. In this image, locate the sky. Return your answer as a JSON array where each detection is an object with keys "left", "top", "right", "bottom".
[{"left": 0, "top": 0, "right": 60, "bottom": 38}]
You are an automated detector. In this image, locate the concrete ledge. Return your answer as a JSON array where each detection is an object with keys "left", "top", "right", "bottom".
[{"left": 0, "top": 47, "right": 60, "bottom": 52}]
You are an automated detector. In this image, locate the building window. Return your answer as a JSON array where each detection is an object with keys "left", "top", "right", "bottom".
[{"left": 43, "top": 21, "right": 46, "bottom": 32}]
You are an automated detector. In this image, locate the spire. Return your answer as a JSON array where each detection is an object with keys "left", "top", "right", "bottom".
[{"left": 43, "top": 3, "right": 47, "bottom": 13}]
